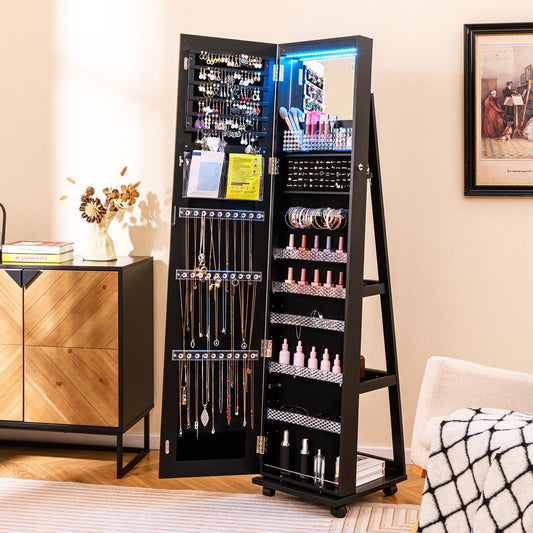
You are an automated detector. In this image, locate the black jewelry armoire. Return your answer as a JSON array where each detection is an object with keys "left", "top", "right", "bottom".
[{"left": 159, "top": 33, "right": 406, "bottom": 517}]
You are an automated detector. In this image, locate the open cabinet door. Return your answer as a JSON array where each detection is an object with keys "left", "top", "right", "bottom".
[{"left": 159, "top": 34, "right": 277, "bottom": 477}]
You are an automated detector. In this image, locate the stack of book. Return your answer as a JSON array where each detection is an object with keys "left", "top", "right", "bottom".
[
  {"left": 356, "top": 454, "right": 385, "bottom": 487},
  {"left": 1, "top": 241, "right": 74, "bottom": 264}
]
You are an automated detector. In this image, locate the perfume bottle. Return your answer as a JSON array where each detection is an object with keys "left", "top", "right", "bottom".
[
  {"left": 313, "top": 449, "right": 325, "bottom": 486},
  {"left": 334, "top": 455, "right": 340, "bottom": 484},
  {"left": 300, "top": 438, "right": 310, "bottom": 480},
  {"left": 332, "top": 354, "right": 342, "bottom": 374},
  {"left": 293, "top": 340, "right": 305, "bottom": 366},
  {"left": 279, "top": 338, "right": 291, "bottom": 365},
  {"left": 280, "top": 430, "right": 291, "bottom": 473},
  {"left": 320, "top": 348, "right": 331, "bottom": 372},
  {"left": 307, "top": 346, "right": 318, "bottom": 369}
]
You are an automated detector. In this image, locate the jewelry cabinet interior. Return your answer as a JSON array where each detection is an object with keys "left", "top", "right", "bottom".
[{"left": 159, "top": 33, "right": 406, "bottom": 516}]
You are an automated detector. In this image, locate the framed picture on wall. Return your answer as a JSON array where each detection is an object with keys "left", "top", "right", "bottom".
[{"left": 465, "top": 23, "right": 533, "bottom": 196}]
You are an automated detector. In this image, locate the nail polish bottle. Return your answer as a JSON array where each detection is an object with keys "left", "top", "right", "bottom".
[
  {"left": 308, "top": 346, "right": 318, "bottom": 369},
  {"left": 313, "top": 449, "right": 325, "bottom": 486},
  {"left": 323, "top": 270, "right": 334, "bottom": 288},
  {"left": 311, "top": 269, "right": 321, "bottom": 287},
  {"left": 286, "top": 234, "right": 295, "bottom": 250},
  {"left": 311, "top": 235, "right": 320, "bottom": 252},
  {"left": 285, "top": 267, "right": 295, "bottom": 284},
  {"left": 298, "top": 268, "right": 308, "bottom": 285},
  {"left": 336, "top": 236, "right": 345, "bottom": 253},
  {"left": 293, "top": 340, "right": 305, "bottom": 366},
  {"left": 280, "top": 430, "right": 291, "bottom": 473},
  {"left": 336, "top": 271, "right": 344, "bottom": 288},
  {"left": 332, "top": 354, "right": 342, "bottom": 374},
  {"left": 300, "top": 438, "right": 310, "bottom": 480},
  {"left": 324, "top": 236, "right": 333, "bottom": 253},
  {"left": 299, "top": 234, "right": 309, "bottom": 251},
  {"left": 320, "top": 349, "right": 331, "bottom": 372},
  {"left": 279, "top": 338, "right": 291, "bottom": 365}
]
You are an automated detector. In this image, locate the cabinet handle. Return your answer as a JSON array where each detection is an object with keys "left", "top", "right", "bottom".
[{"left": 22, "top": 270, "right": 41, "bottom": 288}]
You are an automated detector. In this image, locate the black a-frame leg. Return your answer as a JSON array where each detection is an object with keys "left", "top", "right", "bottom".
[{"left": 368, "top": 94, "right": 406, "bottom": 479}]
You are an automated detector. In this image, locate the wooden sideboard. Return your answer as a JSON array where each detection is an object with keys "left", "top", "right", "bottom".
[{"left": 0, "top": 256, "right": 153, "bottom": 477}]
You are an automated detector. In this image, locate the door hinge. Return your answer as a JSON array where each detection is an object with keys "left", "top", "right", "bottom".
[
  {"left": 268, "top": 157, "right": 279, "bottom": 175},
  {"left": 256, "top": 435, "right": 266, "bottom": 454},
  {"left": 261, "top": 339, "right": 273, "bottom": 358},
  {"left": 273, "top": 64, "right": 284, "bottom": 82}
]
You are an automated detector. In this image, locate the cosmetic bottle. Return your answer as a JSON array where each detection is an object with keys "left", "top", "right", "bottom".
[
  {"left": 323, "top": 270, "right": 334, "bottom": 288},
  {"left": 299, "top": 234, "right": 309, "bottom": 251},
  {"left": 285, "top": 266, "right": 295, "bottom": 284},
  {"left": 336, "top": 236, "right": 345, "bottom": 253},
  {"left": 286, "top": 233, "right": 295, "bottom": 250},
  {"left": 280, "top": 430, "right": 291, "bottom": 473},
  {"left": 293, "top": 340, "right": 305, "bottom": 367},
  {"left": 313, "top": 449, "right": 325, "bottom": 486},
  {"left": 300, "top": 438, "right": 310, "bottom": 480},
  {"left": 336, "top": 272, "right": 344, "bottom": 288},
  {"left": 311, "top": 269, "right": 321, "bottom": 287},
  {"left": 324, "top": 236, "right": 333, "bottom": 253},
  {"left": 279, "top": 338, "right": 291, "bottom": 365},
  {"left": 311, "top": 235, "right": 320, "bottom": 252},
  {"left": 320, "top": 349, "right": 331, "bottom": 372},
  {"left": 332, "top": 354, "right": 342, "bottom": 374},
  {"left": 298, "top": 268, "right": 308, "bottom": 285},
  {"left": 307, "top": 346, "right": 318, "bottom": 369}
]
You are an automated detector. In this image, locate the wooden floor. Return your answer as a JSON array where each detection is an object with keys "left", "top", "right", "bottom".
[{"left": 0, "top": 443, "right": 425, "bottom": 506}]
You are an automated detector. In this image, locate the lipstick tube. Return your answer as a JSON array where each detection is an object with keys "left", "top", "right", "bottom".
[
  {"left": 285, "top": 266, "right": 295, "bottom": 284},
  {"left": 286, "top": 233, "right": 295, "bottom": 250},
  {"left": 298, "top": 268, "right": 308, "bottom": 285},
  {"left": 311, "top": 269, "right": 321, "bottom": 287},
  {"left": 323, "top": 270, "right": 334, "bottom": 288}
]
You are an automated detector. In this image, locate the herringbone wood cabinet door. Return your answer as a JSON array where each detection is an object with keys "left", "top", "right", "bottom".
[
  {"left": 0, "top": 271, "right": 23, "bottom": 421},
  {"left": 22, "top": 270, "right": 120, "bottom": 426},
  {"left": 24, "top": 345, "right": 118, "bottom": 426},
  {"left": 24, "top": 270, "right": 118, "bottom": 349}
]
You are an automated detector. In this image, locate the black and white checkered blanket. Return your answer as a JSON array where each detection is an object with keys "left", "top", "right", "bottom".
[{"left": 418, "top": 408, "right": 533, "bottom": 532}]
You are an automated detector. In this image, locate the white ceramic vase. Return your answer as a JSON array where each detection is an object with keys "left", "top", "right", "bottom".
[{"left": 83, "top": 211, "right": 117, "bottom": 261}]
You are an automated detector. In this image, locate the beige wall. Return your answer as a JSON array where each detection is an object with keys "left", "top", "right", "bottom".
[{"left": 2, "top": 0, "right": 533, "bottom": 454}]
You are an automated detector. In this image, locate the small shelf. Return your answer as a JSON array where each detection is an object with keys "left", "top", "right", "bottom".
[
  {"left": 269, "top": 361, "right": 343, "bottom": 385},
  {"left": 359, "top": 369, "right": 397, "bottom": 393},
  {"left": 267, "top": 407, "right": 341, "bottom": 434},
  {"left": 269, "top": 311, "right": 344, "bottom": 332},
  {"left": 362, "top": 280, "right": 385, "bottom": 297},
  {"left": 273, "top": 248, "right": 347, "bottom": 263},
  {"left": 272, "top": 281, "right": 346, "bottom": 299}
]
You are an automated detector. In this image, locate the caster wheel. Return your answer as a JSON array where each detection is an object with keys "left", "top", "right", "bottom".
[
  {"left": 330, "top": 505, "right": 347, "bottom": 518},
  {"left": 383, "top": 485, "right": 398, "bottom": 496},
  {"left": 262, "top": 487, "right": 276, "bottom": 497}
]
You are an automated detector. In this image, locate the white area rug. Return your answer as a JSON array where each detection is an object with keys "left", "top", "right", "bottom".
[{"left": 0, "top": 477, "right": 418, "bottom": 533}]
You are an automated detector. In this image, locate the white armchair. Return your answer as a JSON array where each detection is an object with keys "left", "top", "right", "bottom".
[{"left": 410, "top": 356, "right": 533, "bottom": 474}]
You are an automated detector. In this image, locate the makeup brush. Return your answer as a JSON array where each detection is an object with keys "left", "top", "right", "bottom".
[{"left": 279, "top": 107, "right": 296, "bottom": 131}]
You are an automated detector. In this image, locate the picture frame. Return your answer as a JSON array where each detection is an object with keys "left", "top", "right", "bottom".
[{"left": 465, "top": 23, "right": 533, "bottom": 196}]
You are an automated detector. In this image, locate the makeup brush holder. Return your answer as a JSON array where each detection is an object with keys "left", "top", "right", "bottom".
[{"left": 283, "top": 130, "right": 352, "bottom": 153}]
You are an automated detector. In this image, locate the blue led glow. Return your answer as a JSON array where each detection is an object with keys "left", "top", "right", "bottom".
[{"left": 282, "top": 47, "right": 357, "bottom": 60}]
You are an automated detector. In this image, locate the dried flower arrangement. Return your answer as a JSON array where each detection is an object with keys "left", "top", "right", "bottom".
[{"left": 75, "top": 166, "right": 141, "bottom": 224}]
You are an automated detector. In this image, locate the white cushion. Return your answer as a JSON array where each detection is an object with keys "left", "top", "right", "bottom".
[{"left": 410, "top": 356, "right": 533, "bottom": 470}]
